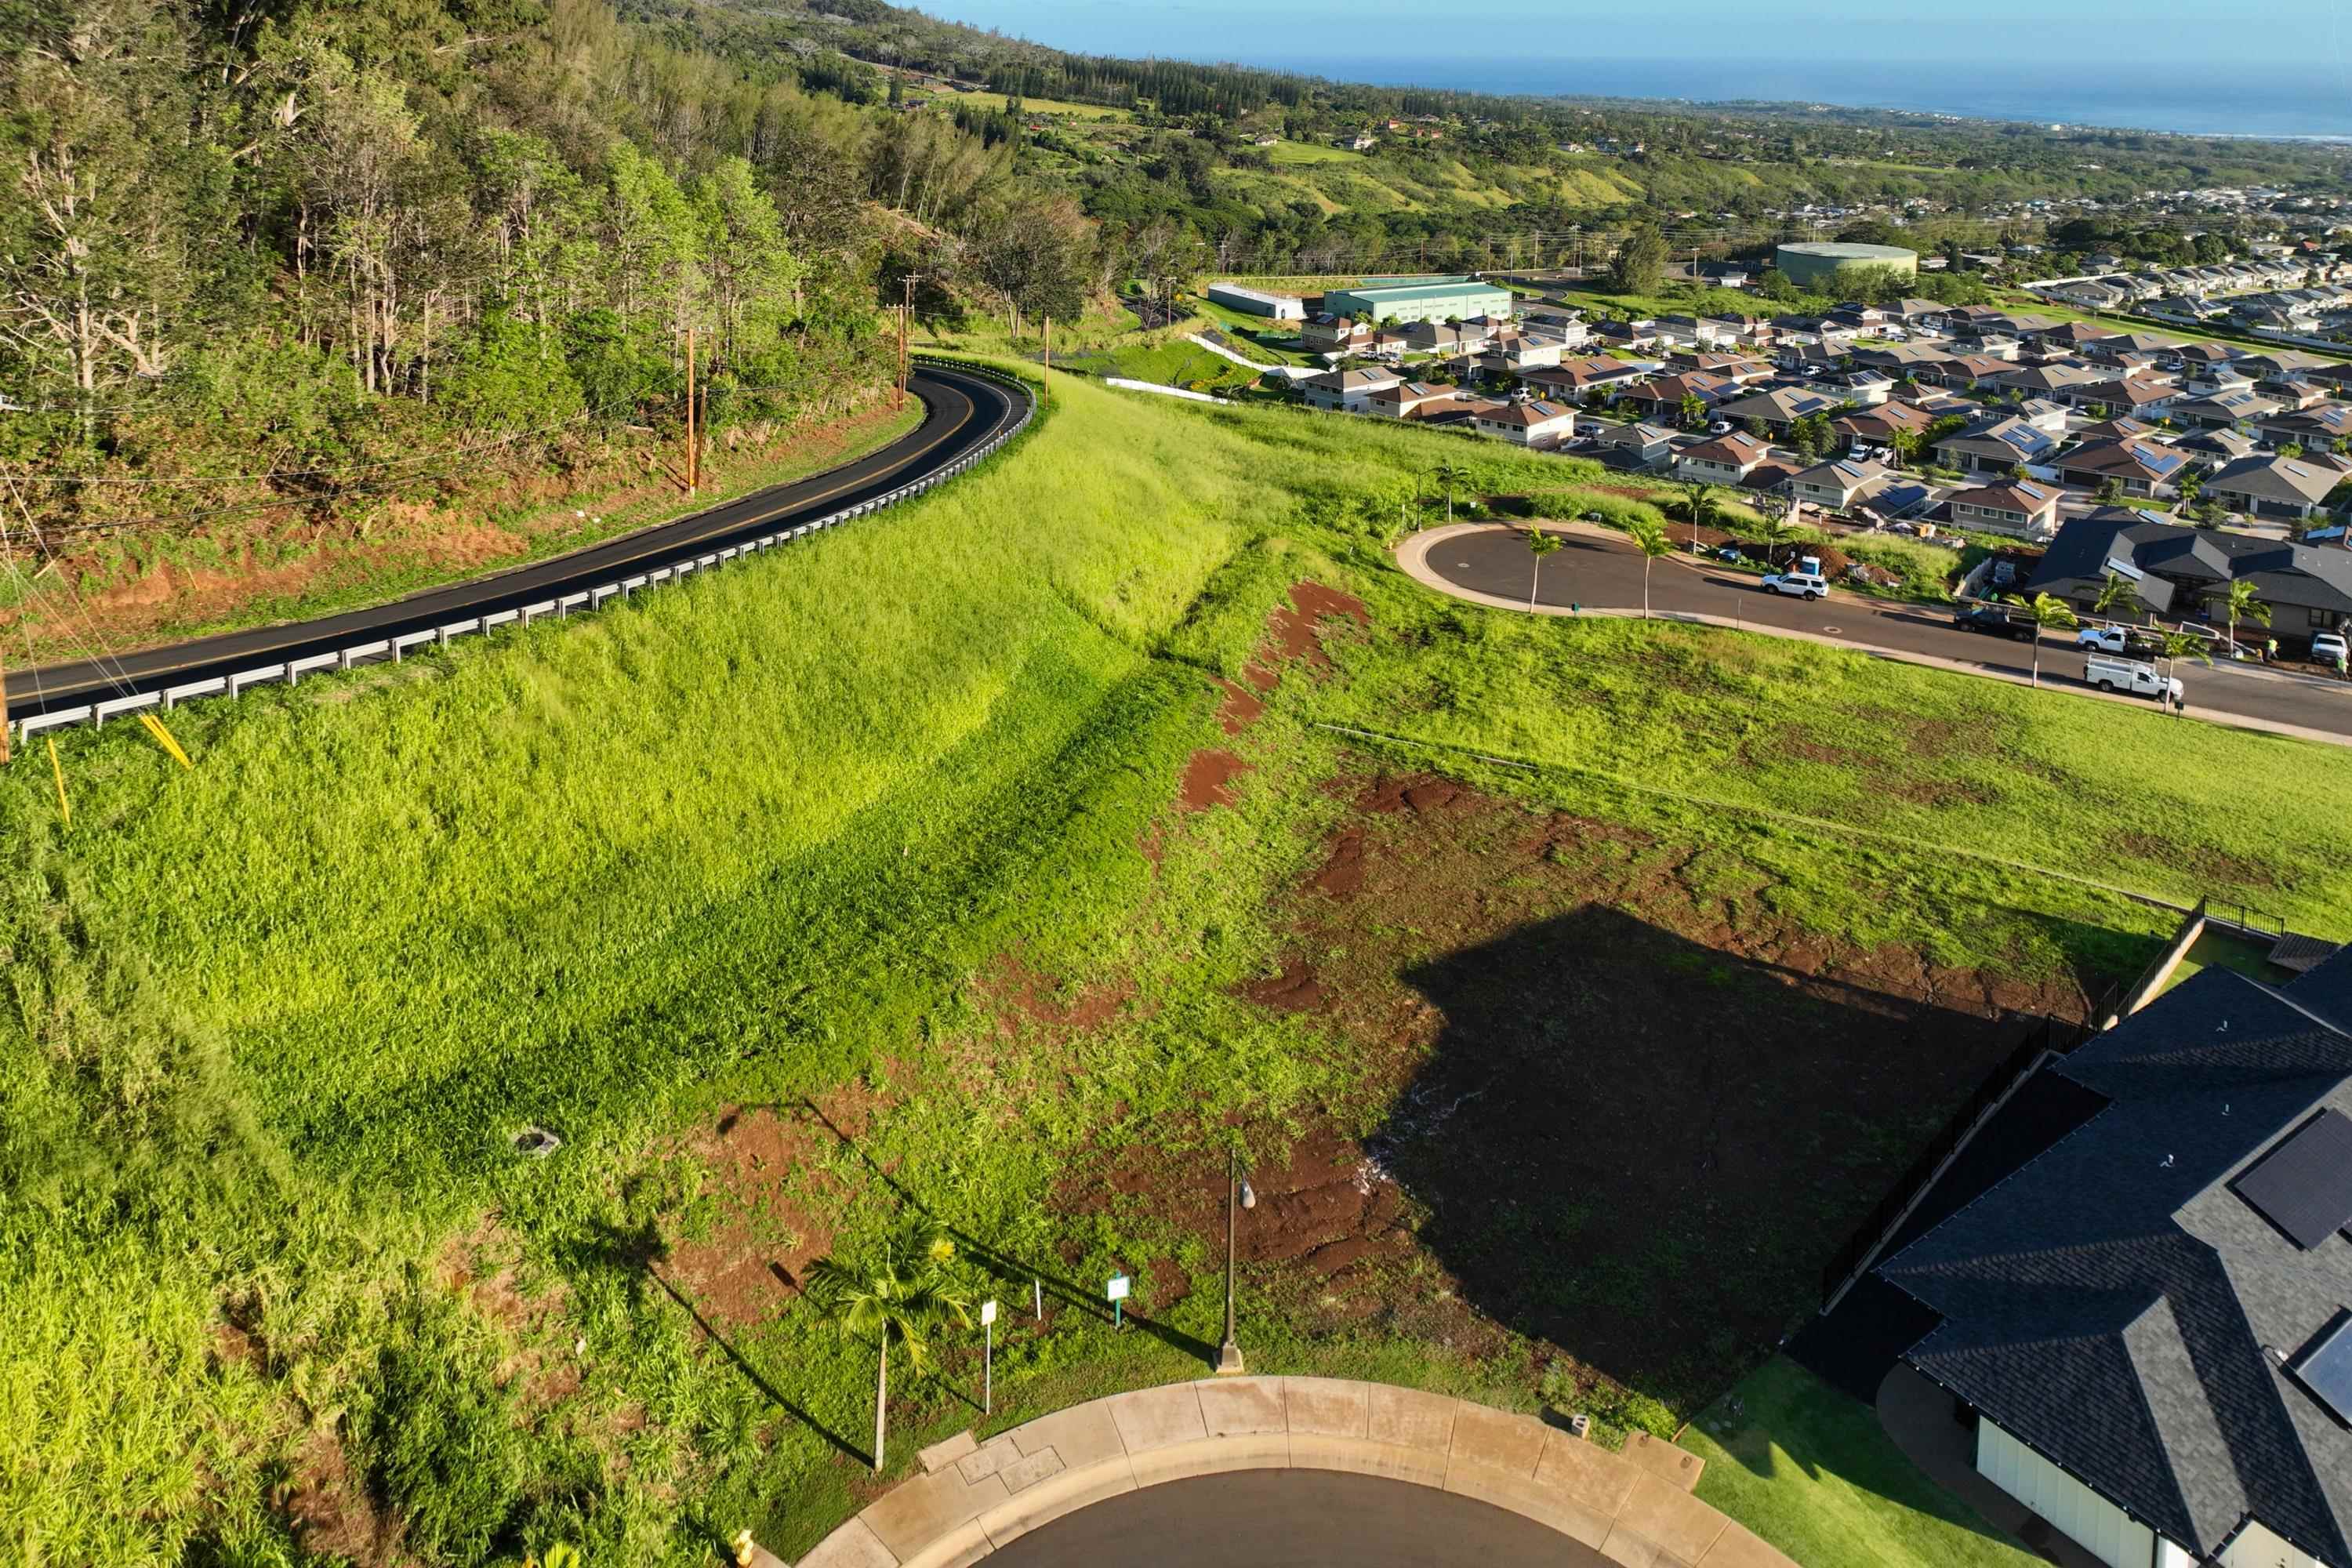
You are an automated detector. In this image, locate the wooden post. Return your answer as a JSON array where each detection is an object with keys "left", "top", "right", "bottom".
[
  {"left": 1042, "top": 314, "right": 1051, "bottom": 404},
  {"left": 0, "top": 646, "right": 9, "bottom": 765},
  {"left": 684, "top": 325, "right": 698, "bottom": 494}
]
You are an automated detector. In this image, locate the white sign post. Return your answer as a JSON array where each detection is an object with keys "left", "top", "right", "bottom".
[
  {"left": 980, "top": 1299, "right": 998, "bottom": 1414},
  {"left": 1033, "top": 1276, "right": 1043, "bottom": 1321},
  {"left": 1106, "top": 1272, "right": 1131, "bottom": 1331}
]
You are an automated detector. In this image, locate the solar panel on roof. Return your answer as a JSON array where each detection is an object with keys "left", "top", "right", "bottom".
[
  {"left": 2289, "top": 1312, "right": 2352, "bottom": 1428},
  {"left": 2235, "top": 1109, "right": 2352, "bottom": 1249}
]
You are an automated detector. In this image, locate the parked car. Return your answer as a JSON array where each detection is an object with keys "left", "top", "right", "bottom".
[
  {"left": 2085, "top": 653, "right": 2183, "bottom": 702},
  {"left": 1708, "top": 419, "right": 1733, "bottom": 434},
  {"left": 1953, "top": 604, "right": 2035, "bottom": 641},
  {"left": 1760, "top": 570, "right": 1831, "bottom": 601},
  {"left": 2076, "top": 625, "right": 2162, "bottom": 657},
  {"left": 2314, "top": 631, "right": 2349, "bottom": 666}
]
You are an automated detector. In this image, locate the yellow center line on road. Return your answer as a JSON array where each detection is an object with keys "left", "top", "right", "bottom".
[{"left": 24, "top": 374, "right": 1004, "bottom": 696}]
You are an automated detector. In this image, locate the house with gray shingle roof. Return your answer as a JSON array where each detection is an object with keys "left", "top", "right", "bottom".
[
  {"left": 2205, "top": 454, "right": 2350, "bottom": 522},
  {"left": 1879, "top": 957, "right": 2352, "bottom": 1568}
]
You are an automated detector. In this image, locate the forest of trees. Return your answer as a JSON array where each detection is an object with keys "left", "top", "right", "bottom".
[{"left": 0, "top": 0, "right": 1104, "bottom": 540}]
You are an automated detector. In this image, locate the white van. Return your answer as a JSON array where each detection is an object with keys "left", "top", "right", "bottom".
[{"left": 2085, "top": 653, "right": 2183, "bottom": 702}]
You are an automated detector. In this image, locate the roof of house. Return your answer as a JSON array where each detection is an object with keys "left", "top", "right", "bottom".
[
  {"left": 2033, "top": 319, "right": 2118, "bottom": 343},
  {"left": 1369, "top": 380, "right": 1446, "bottom": 403},
  {"left": 1949, "top": 478, "right": 2060, "bottom": 515},
  {"left": 2177, "top": 428, "right": 2262, "bottom": 462},
  {"left": 2028, "top": 513, "right": 2352, "bottom": 613},
  {"left": 1714, "top": 386, "right": 1844, "bottom": 423},
  {"left": 2207, "top": 454, "right": 2347, "bottom": 506},
  {"left": 2076, "top": 416, "right": 2158, "bottom": 441},
  {"left": 1939, "top": 416, "right": 2060, "bottom": 463},
  {"left": 2001, "top": 363, "right": 2111, "bottom": 394},
  {"left": 2060, "top": 437, "right": 2193, "bottom": 484},
  {"left": 1596, "top": 419, "right": 1676, "bottom": 447},
  {"left": 1305, "top": 368, "right": 1404, "bottom": 392},
  {"left": 1680, "top": 431, "right": 1774, "bottom": 466},
  {"left": 1786, "top": 457, "right": 1890, "bottom": 494},
  {"left": 1477, "top": 399, "right": 1574, "bottom": 427},
  {"left": 1835, "top": 399, "right": 1936, "bottom": 434},
  {"left": 1880, "top": 964, "right": 2352, "bottom": 1565}
]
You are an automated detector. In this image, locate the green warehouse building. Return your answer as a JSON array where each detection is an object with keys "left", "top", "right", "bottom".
[
  {"left": 1321, "top": 276, "right": 1514, "bottom": 326},
  {"left": 1774, "top": 241, "right": 1918, "bottom": 291}
]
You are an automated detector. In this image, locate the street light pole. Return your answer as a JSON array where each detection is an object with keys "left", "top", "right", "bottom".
[{"left": 1217, "top": 1150, "right": 1254, "bottom": 1375}]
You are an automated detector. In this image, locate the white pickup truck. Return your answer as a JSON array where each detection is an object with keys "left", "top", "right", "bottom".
[{"left": 2085, "top": 653, "right": 2183, "bottom": 702}]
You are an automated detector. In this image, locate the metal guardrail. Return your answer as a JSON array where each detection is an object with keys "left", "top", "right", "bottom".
[{"left": 8, "top": 359, "right": 1035, "bottom": 745}]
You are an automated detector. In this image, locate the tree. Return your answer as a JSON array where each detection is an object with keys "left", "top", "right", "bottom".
[
  {"left": 1679, "top": 479, "right": 1715, "bottom": 549},
  {"left": 2095, "top": 477, "right": 2125, "bottom": 506},
  {"left": 2220, "top": 576, "right": 2270, "bottom": 658},
  {"left": 2091, "top": 571, "right": 2140, "bottom": 623},
  {"left": 1433, "top": 459, "right": 1467, "bottom": 524},
  {"left": 1889, "top": 426, "right": 1922, "bottom": 470},
  {"left": 807, "top": 1219, "right": 972, "bottom": 1473},
  {"left": 1627, "top": 513, "right": 1671, "bottom": 619},
  {"left": 2004, "top": 591, "right": 2079, "bottom": 687},
  {"left": 1525, "top": 524, "right": 1563, "bottom": 610},
  {"left": 1608, "top": 223, "right": 1668, "bottom": 296},
  {"left": 1752, "top": 491, "right": 1795, "bottom": 569},
  {"left": 2177, "top": 468, "right": 2204, "bottom": 510},
  {"left": 2155, "top": 628, "right": 2215, "bottom": 713},
  {"left": 1677, "top": 391, "right": 1706, "bottom": 429}
]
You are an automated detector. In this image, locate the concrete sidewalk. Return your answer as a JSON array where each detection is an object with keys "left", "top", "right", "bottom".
[
  {"left": 1396, "top": 522, "right": 2352, "bottom": 751},
  {"left": 800, "top": 1376, "right": 1792, "bottom": 1568}
]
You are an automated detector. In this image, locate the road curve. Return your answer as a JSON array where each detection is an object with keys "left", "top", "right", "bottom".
[
  {"left": 6, "top": 364, "right": 1026, "bottom": 717},
  {"left": 1402, "top": 521, "right": 2352, "bottom": 746}
]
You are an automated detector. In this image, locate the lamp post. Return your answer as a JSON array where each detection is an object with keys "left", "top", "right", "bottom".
[{"left": 1218, "top": 1149, "right": 1255, "bottom": 1375}]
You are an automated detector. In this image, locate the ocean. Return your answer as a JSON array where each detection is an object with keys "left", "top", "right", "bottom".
[{"left": 914, "top": 1, "right": 2352, "bottom": 141}]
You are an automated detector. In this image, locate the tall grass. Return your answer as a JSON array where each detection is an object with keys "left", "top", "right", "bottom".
[{"left": 9, "top": 372, "right": 2352, "bottom": 1563}]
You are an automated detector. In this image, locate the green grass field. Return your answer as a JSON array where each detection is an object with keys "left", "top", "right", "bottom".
[
  {"left": 11, "top": 369, "right": 2352, "bottom": 1563},
  {"left": 1265, "top": 140, "right": 1367, "bottom": 165},
  {"left": 1683, "top": 1359, "right": 2044, "bottom": 1568}
]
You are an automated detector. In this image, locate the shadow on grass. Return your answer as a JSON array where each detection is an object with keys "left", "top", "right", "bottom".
[
  {"left": 800, "top": 1099, "right": 1221, "bottom": 1369},
  {"left": 1377, "top": 902, "right": 2114, "bottom": 1412},
  {"left": 568, "top": 1217, "right": 872, "bottom": 1467}
]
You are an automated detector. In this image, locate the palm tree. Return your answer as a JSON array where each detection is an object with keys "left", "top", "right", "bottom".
[
  {"left": 1752, "top": 492, "right": 1794, "bottom": 571},
  {"left": 1679, "top": 479, "right": 1715, "bottom": 549},
  {"left": 2177, "top": 468, "right": 2203, "bottom": 511},
  {"left": 2004, "top": 591, "right": 2079, "bottom": 687},
  {"left": 807, "top": 1219, "right": 972, "bottom": 1473},
  {"left": 1889, "top": 426, "right": 1922, "bottom": 470},
  {"left": 1627, "top": 514, "right": 1671, "bottom": 619},
  {"left": 1433, "top": 460, "right": 1466, "bottom": 524},
  {"left": 1678, "top": 391, "right": 1707, "bottom": 429},
  {"left": 2091, "top": 570, "right": 2140, "bottom": 623},
  {"left": 2155, "top": 627, "right": 2215, "bottom": 714},
  {"left": 2220, "top": 576, "right": 2270, "bottom": 659},
  {"left": 1525, "top": 525, "right": 1563, "bottom": 609}
]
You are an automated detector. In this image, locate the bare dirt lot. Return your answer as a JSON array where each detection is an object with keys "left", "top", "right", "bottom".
[{"left": 1058, "top": 764, "right": 2112, "bottom": 1417}]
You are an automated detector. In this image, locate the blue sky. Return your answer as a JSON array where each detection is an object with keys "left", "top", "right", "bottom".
[{"left": 914, "top": 1, "right": 2352, "bottom": 133}]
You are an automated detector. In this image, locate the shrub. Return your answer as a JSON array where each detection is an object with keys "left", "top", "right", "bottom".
[{"left": 365, "top": 1283, "right": 527, "bottom": 1565}]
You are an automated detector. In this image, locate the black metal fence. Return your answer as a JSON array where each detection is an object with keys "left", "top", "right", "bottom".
[{"left": 1817, "top": 1007, "right": 2101, "bottom": 1309}]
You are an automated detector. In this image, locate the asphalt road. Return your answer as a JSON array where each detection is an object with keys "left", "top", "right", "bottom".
[
  {"left": 6, "top": 365, "right": 1024, "bottom": 717},
  {"left": 983, "top": 1469, "right": 1609, "bottom": 1566},
  {"left": 1425, "top": 526, "right": 2352, "bottom": 739}
]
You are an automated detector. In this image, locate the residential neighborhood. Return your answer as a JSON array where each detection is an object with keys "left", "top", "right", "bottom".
[{"left": 1210, "top": 270, "right": 2352, "bottom": 560}]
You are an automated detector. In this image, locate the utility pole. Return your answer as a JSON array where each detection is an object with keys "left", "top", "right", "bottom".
[
  {"left": 898, "top": 274, "right": 916, "bottom": 412},
  {"left": 684, "top": 325, "right": 698, "bottom": 494}
]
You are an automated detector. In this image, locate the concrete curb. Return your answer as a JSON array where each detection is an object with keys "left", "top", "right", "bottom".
[
  {"left": 799, "top": 1377, "right": 1791, "bottom": 1568},
  {"left": 1393, "top": 523, "right": 2352, "bottom": 751}
]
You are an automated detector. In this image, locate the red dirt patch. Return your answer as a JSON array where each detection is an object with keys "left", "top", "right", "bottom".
[
  {"left": 664, "top": 1105, "right": 840, "bottom": 1327},
  {"left": 1240, "top": 957, "right": 1327, "bottom": 1012},
  {"left": 975, "top": 954, "right": 1137, "bottom": 1040},
  {"left": 1213, "top": 677, "right": 1265, "bottom": 735},
  {"left": 1265, "top": 581, "right": 1371, "bottom": 671},
  {"left": 1178, "top": 750, "right": 1252, "bottom": 811},
  {"left": 1242, "top": 661, "right": 1280, "bottom": 694},
  {"left": 275, "top": 1428, "right": 392, "bottom": 1566}
]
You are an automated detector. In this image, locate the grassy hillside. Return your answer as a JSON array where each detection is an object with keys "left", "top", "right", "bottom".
[{"left": 11, "top": 369, "right": 2352, "bottom": 1563}]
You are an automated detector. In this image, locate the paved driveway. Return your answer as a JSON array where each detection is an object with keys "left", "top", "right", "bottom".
[
  {"left": 1414, "top": 524, "right": 2352, "bottom": 741},
  {"left": 985, "top": 1468, "right": 1611, "bottom": 1566}
]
